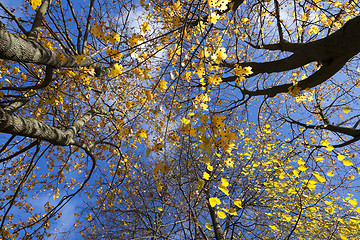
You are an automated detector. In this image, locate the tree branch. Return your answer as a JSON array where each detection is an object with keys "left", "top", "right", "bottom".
[
  {"left": 27, "top": 0, "right": 52, "bottom": 40},
  {"left": 0, "top": 108, "right": 97, "bottom": 146},
  {"left": 0, "top": 21, "right": 93, "bottom": 68}
]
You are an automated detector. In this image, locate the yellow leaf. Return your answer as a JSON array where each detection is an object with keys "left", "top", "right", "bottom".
[
  {"left": 343, "top": 106, "right": 351, "bottom": 113},
  {"left": 355, "top": 206, "right": 360, "bottom": 214},
  {"left": 349, "top": 198, "right": 358, "bottom": 207},
  {"left": 228, "top": 207, "right": 237, "bottom": 215},
  {"left": 158, "top": 207, "right": 163, "bottom": 211},
  {"left": 75, "top": 54, "right": 85, "bottom": 64},
  {"left": 173, "top": 1, "right": 181, "bottom": 11},
  {"left": 91, "top": 23, "right": 102, "bottom": 37},
  {"left": 181, "top": 117, "right": 191, "bottom": 125},
  {"left": 110, "top": 63, "right": 123, "bottom": 77},
  {"left": 208, "top": 74, "right": 222, "bottom": 85},
  {"left": 217, "top": 210, "right": 226, "bottom": 219},
  {"left": 327, "top": 171, "right": 334, "bottom": 177},
  {"left": 205, "top": 223, "right": 213, "bottom": 230},
  {"left": 243, "top": 66, "right": 253, "bottom": 75},
  {"left": 234, "top": 198, "right": 242, "bottom": 208},
  {"left": 29, "top": 0, "right": 42, "bottom": 9},
  {"left": 203, "top": 157, "right": 210, "bottom": 165},
  {"left": 320, "top": 139, "right": 330, "bottom": 146},
  {"left": 221, "top": 178, "right": 229, "bottom": 187},
  {"left": 269, "top": 225, "right": 278, "bottom": 231},
  {"left": 209, "top": 197, "right": 221, "bottom": 207},
  {"left": 136, "top": 129, "right": 148, "bottom": 140},
  {"left": 218, "top": 184, "right": 229, "bottom": 196},
  {"left": 313, "top": 172, "right": 326, "bottom": 183},
  {"left": 53, "top": 188, "right": 60, "bottom": 200},
  {"left": 158, "top": 79, "right": 168, "bottom": 91},
  {"left": 157, "top": 180, "right": 163, "bottom": 192},
  {"left": 298, "top": 165, "right": 307, "bottom": 171},
  {"left": 337, "top": 154, "right": 345, "bottom": 161},
  {"left": 211, "top": 48, "right": 227, "bottom": 63},
  {"left": 225, "top": 158, "right": 234, "bottom": 168},
  {"left": 197, "top": 179, "right": 205, "bottom": 189},
  {"left": 324, "top": 201, "right": 333, "bottom": 206},
  {"left": 208, "top": 12, "right": 220, "bottom": 24},
  {"left": 200, "top": 114, "right": 209, "bottom": 123},
  {"left": 207, "top": 165, "right": 213, "bottom": 171},
  {"left": 203, "top": 172, "right": 210, "bottom": 180},
  {"left": 297, "top": 159, "right": 306, "bottom": 165},
  {"left": 86, "top": 212, "right": 92, "bottom": 221},
  {"left": 343, "top": 160, "right": 353, "bottom": 166},
  {"left": 326, "top": 145, "right": 334, "bottom": 151}
]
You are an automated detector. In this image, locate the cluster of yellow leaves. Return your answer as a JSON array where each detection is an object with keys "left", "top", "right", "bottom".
[
  {"left": 288, "top": 84, "right": 301, "bottom": 97},
  {"left": 110, "top": 63, "right": 123, "bottom": 77},
  {"left": 207, "top": 0, "right": 230, "bottom": 12},
  {"left": 128, "top": 33, "right": 145, "bottom": 47},
  {"left": 295, "top": 90, "right": 314, "bottom": 103},
  {"left": 208, "top": 12, "right": 220, "bottom": 24},
  {"left": 211, "top": 48, "right": 227, "bottom": 63},
  {"left": 29, "top": 0, "right": 42, "bottom": 10},
  {"left": 106, "top": 48, "right": 122, "bottom": 61},
  {"left": 193, "top": 93, "right": 210, "bottom": 110},
  {"left": 320, "top": 139, "right": 334, "bottom": 151},
  {"left": 208, "top": 74, "right": 222, "bottom": 85},
  {"left": 234, "top": 65, "right": 252, "bottom": 86}
]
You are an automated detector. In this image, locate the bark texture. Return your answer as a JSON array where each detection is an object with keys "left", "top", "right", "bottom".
[
  {"left": 0, "top": 108, "right": 95, "bottom": 146},
  {"left": 0, "top": 21, "right": 93, "bottom": 68}
]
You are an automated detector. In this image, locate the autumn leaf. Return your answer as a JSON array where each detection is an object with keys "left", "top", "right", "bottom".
[
  {"left": 298, "top": 165, "right": 307, "bottom": 171},
  {"left": 208, "top": 12, "right": 220, "bottom": 24},
  {"left": 218, "top": 184, "right": 229, "bottom": 196},
  {"left": 313, "top": 172, "right": 326, "bottom": 183},
  {"left": 343, "top": 106, "right": 351, "bottom": 113},
  {"left": 91, "top": 23, "right": 102, "bottom": 37},
  {"left": 234, "top": 198, "right": 242, "bottom": 208},
  {"left": 200, "top": 114, "right": 209, "bottom": 123},
  {"left": 203, "top": 172, "right": 210, "bottom": 180},
  {"left": 209, "top": 197, "right": 221, "bottom": 207},
  {"left": 343, "top": 160, "right": 353, "bottom": 166},
  {"left": 349, "top": 199, "right": 358, "bottom": 207},
  {"left": 197, "top": 179, "right": 205, "bottom": 189},
  {"left": 75, "top": 54, "right": 85, "bottom": 64},
  {"left": 205, "top": 223, "right": 213, "bottom": 230},
  {"left": 29, "top": 0, "right": 42, "bottom": 9},
  {"left": 217, "top": 210, "right": 226, "bottom": 219}
]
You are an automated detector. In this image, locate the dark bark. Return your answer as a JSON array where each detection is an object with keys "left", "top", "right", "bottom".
[{"left": 227, "top": 15, "right": 360, "bottom": 97}]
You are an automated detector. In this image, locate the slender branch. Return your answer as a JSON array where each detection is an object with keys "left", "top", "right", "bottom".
[
  {"left": 82, "top": 0, "right": 95, "bottom": 54},
  {"left": 66, "top": 0, "right": 82, "bottom": 53},
  {"left": 0, "top": 140, "right": 38, "bottom": 163},
  {"left": 27, "top": 0, "right": 52, "bottom": 40},
  {"left": 1, "top": 66, "right": 54, "bottom": 91},
  {"left": 273, "top": 0, "right": 284, "bottom": 42},
  {"left": 0, "top": 2, "right": 27, "bottom": 34}
]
